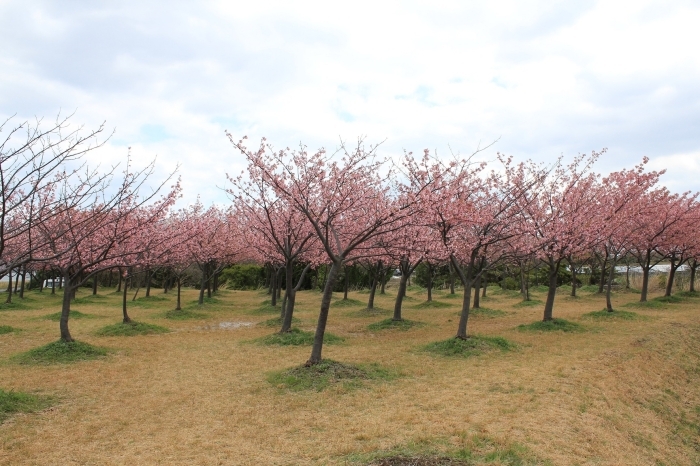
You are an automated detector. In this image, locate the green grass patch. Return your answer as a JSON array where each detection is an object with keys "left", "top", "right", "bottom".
[
  {"left": 260, "top": 316, "right": 301, "bottom": 327},
  {"left": 164, "top": 309, "right": 207, "bottom": 320},
  {"left": 517, "top": 318, "right": 584, "bottom": 333},
  {"left": 42, "top": 310, "right": 96, "bottom": 321},
  {"left": 256, "top": 328, "right": 344, "bottom": 346},
  {"left": 0, "top": 301, "right": 30, "bottom": 311},
  {"left": 248, "top": 303, "right": 283, "bottom": 315},
  {"left": 513, "top": 299, "right": 542, "bottom": 308},
  {"left": 406, "top": 285, "right": 425, "bottom": 292},
  {"left": 678, "top": 290, "right": 700, "bottom": 298},
  {"left": 624, "top": 299, "right": 666, "bottom": 309},
  {"left": 422, "top": 335, "right": 516, "bottom": 358},
  {"left": 368, "top": 318, "right": 423, "bottom": 331},
  {"left": 582, "top": 309, "right": 642, "bottom": 321},
  {"left": 0, "top": 325, "right": 15, "bottom": 334},
  {"left": 267, "top": 359, "right": 398, "bottom": 392},
  {"left": 95, "top": 321, "right": 170, "bottom": 336},
  {"left": 653, "top": 294, "right": 683, "bottom": 303},
  {"left": 130, "top": 295, "right": 169, "bottom": 308},
  {"left": 72, "top": 294, "right": 109, "bottom": 305},
  {"left": 11, "top": 340, "right": 109, "bottom": 365},
  {"left": 470, "top": 307, "right": 508, "bottom": 318},
  {"left": 346, "top": 307, "right": 391, "bottom": 318},
  {"left": 347, "top": 434, "right": 545, "bottom": 466},
  {"left": 442, "top": 293, "right": 463, "bottom": 299},
  {"left": 578, "top": 285, "right": 602, "bottom": 293},
  {"left": 0, "top": 389, "right": 55, "bottom": 424},
  {"left": 412, "top": 300, "right": 452, "bottom": 309},
  {"left": 332, "top": 298, "right": 365, "bottom": 307}
]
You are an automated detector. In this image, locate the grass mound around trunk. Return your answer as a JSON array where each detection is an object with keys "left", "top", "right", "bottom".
[
  {"left": 164, "top": 309, "right": 206, "bottom": 320},
  {"left": 513, "top": 299, "right": 542, "bottom": 308},
  {"left": 517, "top": 318, "right": 584, "bottom": 333},
  {"left": 0, "top": 325, "right": 16, "bottom": 334},
  {"left": 582, "top": 309, "right": 643, "bottom": 320},
  {"left": 11, "top": 340, "right": 108, "bottom": 365},
  {"left": 368, "top": 318, "right": 424, "bottom": 331},
  {"left": 333, "top": 298, "right": 365, "bottom": 307},
  {"left": 95, "top": 321, "right": 170, "bottom": 336},
  {"left": 42, "top": 311, "right": 96, "bottom": 321},
  {"left": 267, "top": 359, "right": 399, "bottom": 392},
  {"left": 346, "top": 308, "right": 391, "bottom": 318},
  {"left": 0, "top": 389, "right": 55, "bottom": 424},
  {"left": 248, "top": 303, "right": 283, "bottom": 315},
  {"left": 624, "top": 299, "right": 665, "bottom": 309},
  {"left": 422, "top": 335, "right": 516, "bottom": 358},
  {"left": 256, "top": 328, "right": 344, "bottom": 346},
  {"left": 412, "top": 300, "right": 452, "bottom": 309},
  {"left": 260, "top": 316, "right": 301, "bottom": 327},
  {"left": 469, "top": 307, "right": 508, "bottom": 318}
]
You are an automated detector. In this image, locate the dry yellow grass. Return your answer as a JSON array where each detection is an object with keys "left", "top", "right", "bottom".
[{"left": 1, "top": 283, "right": 699, "bottom": 465}]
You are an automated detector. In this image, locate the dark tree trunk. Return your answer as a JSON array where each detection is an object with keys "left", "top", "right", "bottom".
[
  {"left": 270, "top": 268, "right": 278, "bottom": 306},
  {"left": 570, "top": 260, "right": 578, "bottom": 297},
  {"left": 625, "top": 265, "right": 630, "bottom": 289},
  {"left": 449, "top": 262, "right": 456, "bottom": 295},
  {"left": 367, "top": 276, "right": 378, "bottom": 309},
  {"left": 482, "top": 279, "right": 487, "bottom": 297},
  {"left": 175, "top": 277, "right": 182, "bottom": 310},
  {"left": 380, "top": 266, "right": 388, "bottom": 295},
  {"left": 267, "top": 265, "right": 273, "bottom": 295},
  {"left": 543, "top": 258, "right": 560, "bottom": 321},
  {"left": 60, "top": 275, "right": 74, "bottom": 342},
  {"left": 13, "top": 269, "right": 20, "bottom": 294},
  {"left": 39, "top": 273, "right": 45, "bottom": 292},
  {"left": 690, "top": 260, "right": 697, "bottom": 293},
  {"left": 343, "top": 266, "right": 349, "bottom": 300},
  {"left": 108, "top": 270, "right": 113, "bottom": 288},
  {"left": 5, "top": 269, "right": 12, "bottom": 304},
  {"left": 520, "top": 266, "right": 527, "bottom": 297},
  {"left": 665, "top": 259, "right": 678, "bottom": 297},
  {"left": 472, "top": 273, "right": 481, "bottom": 309},
  {"left": 213, "top": 272, "right": 219, "bottom": 293},
  {"left": 605, "top": 257, "right": 617, "bottom": 312},
  {"left": 207, "top": 264, "right": 212, "bottom": 298},
  {"left": 116, "top": 270, "right": 122, "bottom": 293},
  {"left": 123, "top": 276, "right": 132, "bottom": 322},
  {"left": 51, "top": 275, "right": 56, "bottom": 295},
  {"left": 276, "top": 268, "right": 282, "bottom": 301},
  {"left": 92, "top": 273, "right": 98, "bottom": 295},
  {"left": 392, "top": 267, "right": 409, "bottom": 321},
  {"left": 145, "top": 269, "right": 152, "bottom": 297},
  {"left": 597, "top": 254, "right": 608, "bottom": 294},
  {"left": 306, "top": 260, "right": 341, "bottom": 366},
  {"left": 453, "top": 254, "right": 475, "bottom": 340}
]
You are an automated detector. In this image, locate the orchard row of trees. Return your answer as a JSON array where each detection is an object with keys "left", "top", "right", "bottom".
[{"left": 2, "top": 115, "right": 699, "bottom": 366}]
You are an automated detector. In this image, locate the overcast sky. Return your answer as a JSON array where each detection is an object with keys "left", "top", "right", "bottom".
[{"left": 1, "top": 0, "right": 699, "bottom": 204}]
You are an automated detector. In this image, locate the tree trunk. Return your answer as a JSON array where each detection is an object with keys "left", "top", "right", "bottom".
[
  {"left": 39, "top": 273, "right": 45, "bottom": 292},
  {"left": 343, "top": 266, "right": 349, "bottom": 300},
  {"left": 175, "top": 277, "right": 182, "bottom": 310},
  {"left": 640, "top": 249, "right": 652, "bottom": 302},
  {"left": 116, "top": 271, "right": 122, "bottom": 293},
  {"left": 306, "top": 260, "right": 341, "bottom": 366},
  {"left": 207, "top": 264, "right": 212, "bottom": 298},
  {"left": 570, "top": 261, "right": 577, "bottom": 297},
  {"left": 380, "top": 267, "right": 388, "bottom": 295},
  {"left": 281, "top": 262, "right": 295, "bottom": 332},
  {"left": 92, "top": 273, "right": 98, "bottom": 295},
  {"left": 59, "top": 275, "right": 74, "bottom": 342},
  {"left": 625, "top": 265, "right": 630, "bottom": 289},
  {"left": 520, "top": 266, "right": 527, "bottom": 297},
  {"left": 270, "top": 268, "right": 277, "bottom": 306},
  {"left": 454, "top": 253, "right": 475, "bottom": 340},
  {"left": 482, "top": 279, "right": 487, "bottom": 297},
  {"left": 5, "top": 269, "right": 12, "bottom": 304},
  {"left": 472, "top": 273, "right": 481, "bottom": 309},
  {"left": 392, "top": 269, "right": 409, "bottom": 321},
  {"left": 213, "top": 272, "right": 219, "bottom": 293},
  {"left": 13, "top": 269, "right": 20, "bottom": 294},
  {"left": 145, "top": 269, "right": 152, "bottom": 297},
  {"left": 276, "top": 268, "right": 282, "bottom": 300},
  {"left": 597, "top": 254, "right": 608, "bottom": 294},
  {"left": 449, "top": 262, "right": 456, "bottom": 295},
  {"left": 367, "top": 276, "right": 378, "bottom": 309},
  {"left": 605, "top": 257, "right": 616, "bottom": 312},
  {"left": 267, "top": 265, "right": 273, "bottom": 295},
  {"left": 543, "top": 258, "right": 560, "bottom": 321},
  {"left": 690, "top": 260, "right": 697, "bottom": 293},
  {"left": 108, "top": 270, "right": 113, "bottom": 288},
  {"left": 51, "top": 275, "right": 56, "bottom": 295},
  {"left": 123, "top": 276, "right": 132, "bottom": 322},
  {"left": 665, "top": 259, "right": 678, "bottom": 297}
]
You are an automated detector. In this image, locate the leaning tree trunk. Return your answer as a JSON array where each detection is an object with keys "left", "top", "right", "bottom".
[
  {"left": 542, "top": 258, "right": 560, "bottom": 321},
  {"left": 472, "top": 273, "right": 481, "bottom": 309},
  {"left": 59, "top": 275, "right": 74, "bottom": 342},
  {"left": 307, "top": 260, "right": 342, "bottom": 366},
  {"left": 122, "top": 276, "right": 132, "bottom": 323},
  {"left": 665, "top": 260, "right": 678, "bottom": 297},
  {"left": 392, "top": 269, "right": 409, "bottom": 321},
  {"left": 367, "top": 276, "right": 378, "bottom": 309},
  {"left": 280, "top": 264, "right": 310, "bottom": 334}
]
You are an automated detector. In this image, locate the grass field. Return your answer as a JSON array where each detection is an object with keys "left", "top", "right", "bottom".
[{"left": 1, "top": 284, "right": 699, "bottom": 465}]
